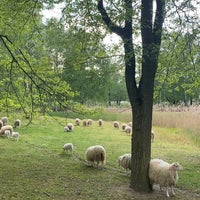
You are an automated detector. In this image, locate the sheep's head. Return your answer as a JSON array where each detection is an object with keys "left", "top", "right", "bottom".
[{"left": 170, "top": 162, "right": 183, "bottom": 171}]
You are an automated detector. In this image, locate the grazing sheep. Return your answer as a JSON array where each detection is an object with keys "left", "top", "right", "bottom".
[
  {"left": 64, "top": 126, "right": 70, "bottom": 132},
  {"left": 63, "top": 143, "right": 73, "bottom": 152},
  {"left": 0, "top": 125, "right": 13, "bottom": 136},
  {"left": 66, "top": 123, "right": 74, "bottom": 132},
  {"left": 98, "top": 119, "right": 103, "bottom": 126},
  {"left": 82, "top": 119, "right": 87, "bottom": 127},
  {"left": 87, "top": 119, "right": 93, "bottom": 126},
  {"left": 121, "top": 123, "right": 127, "bottom": 131},
  {"left": 151, "top": 130, "right": 155, "bottom": 142},
  {"left": 74, "top": 118, "right": 81, "bottom": 126},
  {"left": 128, "top": 121, "right": 132, "bottom": 127},
  {"left": 0, "top": 120, "right": 3, "bottom": 129},
  {"left": 125, "top": 126, "right": 132, "bottom": 134},
  {"left": 113, "top": 121, "right": 119, "bottom": 128},
  {"left": 149, "top": 158, "right": 183, "bottom": 197},
  {"left": 14, "top": 119, "right": 21, "bottom": 128},
  {"left": 118, "top": 153, "right": 131, "bottom": 171},
  {"left": 86, "top": 145, "right": 106, "bottom": 167},
  {"left": 12, "top": 131, "right": 19, "bottom": 141},
  {"left": 1, "top": 117, "right": 8, "bottom": 126},
  {"left": 3, "top": 130, "right": 11, "bottom": 138}
]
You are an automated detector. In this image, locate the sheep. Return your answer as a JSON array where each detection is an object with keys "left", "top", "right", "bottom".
[
  {"left": 63, "top": 143, "right": 73, "bottom": 152},
  {"left": 149, "top": 158, "right": 183, "bottom": 197},
  {"left": 74, "top": 118, "right": 81, "bottom": 126},
  {"left": 0, "top": 120, "right": 3, "bottom": 129},
  {"left": 12, "top": 132, "right": 20, "bottom": 141},
  {"left": 82, "top": 119, "right": 87, "bottom": 127},
  {"left": 121, "top": 123, "right": 127, "bottom": 131},
  {"left": 85, "top": 145, "right": 106, "bottom": 167},
  {"left": 14, "top": 119, "right": 21, "bottom": 128},
  {"left": 0, "top": 125, "right": 13, "bottom": 136},
  {"left": 151, "top": 130, "right": 155, "bottom": 142},
  {"left": 118, "top": 153, "right": 131, "bottom": 171},
  {"left": 128, "top": 121, "right": 132, "bottom": 127},
  {"left": 98, "top": 119, "right": 103, "bottom": 126},
  {"left": 64, "top": 126, "right": 70, "bottom": 132},
  {"left": 87, "top": 119, "right": 93, "bottom": 126},
  {"left": 113, "top": 121, "right": 119, "bottom": 128},
  {"left": 3, "top": 130, "right": 11, "bottom": 138},
  {"left": 64, "top": 123, "right": 74, "bottom": 132},
  {"left": 125, "top": 126, "right": 132, "bottom": 134},
  {"left": 1, "top": 117, "right": 8, "bottom": 126}
]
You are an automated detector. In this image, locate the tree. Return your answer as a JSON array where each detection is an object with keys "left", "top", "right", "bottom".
[{"left": 97, "top": 0, "right": 165, "bottom": 192}]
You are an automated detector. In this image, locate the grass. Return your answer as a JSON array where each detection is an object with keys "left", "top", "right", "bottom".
[{"left": 0, "top": 109, "right": 200, "bottom": 199}]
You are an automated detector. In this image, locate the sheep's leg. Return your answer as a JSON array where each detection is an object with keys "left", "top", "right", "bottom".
[
  {"left": 171, "top": 186, "right": 176, "bottom": 196},
  {"left": 166, "top": 187, "right": 170, "bottom": 197}
]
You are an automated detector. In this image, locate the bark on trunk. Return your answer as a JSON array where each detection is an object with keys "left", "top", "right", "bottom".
[{"left": 129, "top": 83, "right": 154, "bottom": 192}]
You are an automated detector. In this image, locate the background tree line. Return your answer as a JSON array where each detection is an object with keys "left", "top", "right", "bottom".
[{"left": 0, "top": 1, "right": 199, "bottom": 115}]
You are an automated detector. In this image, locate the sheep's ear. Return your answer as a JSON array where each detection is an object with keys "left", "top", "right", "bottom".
[
  {"left": 169, "top": 162, "right": 182, "bottom": 171},
  {"left": 169, "top": 163, "right": 177, "bottom": 170}
]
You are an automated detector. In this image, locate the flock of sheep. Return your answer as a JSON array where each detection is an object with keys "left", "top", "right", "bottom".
[
  {"left": 0, "top": 116, "right": 20, "bottom": 141},
  {"left": 63, "top": 118, "right": 183, "bottom": 197},
  {"left": 0, "top": 116, "right": 183, "bottom": 197}
]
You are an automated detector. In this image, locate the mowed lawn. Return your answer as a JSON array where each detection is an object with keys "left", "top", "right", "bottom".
[{"left": 0, "top": 114, "right": 200, "bottom": 200}]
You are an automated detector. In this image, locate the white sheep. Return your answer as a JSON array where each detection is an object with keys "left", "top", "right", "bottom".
[
  {"left": 113, "top": 121, "right": 119, "bottom": 128},
  {"left": 121, "top": 123, "right": 127, "bottom": 131},
  {"left": 87, "top": 119, "right": 93, "bottom": 126},
  {"left": 151, "top": 130, "right": 155, "bottom": 142},
  {"left": 64, "top": 126, "right": 70, "bottom": 132},
  {"left": 125, "top": 126, "right": 132, "bottom": 134},
  {"left": 63, "top": 143, "right": 73, "bottom": 152},
  {"left": 149, "top": 158, "right": 183, "bottom": 197},
  {"left": 4, "top": 130, "right": 11, "bottom": 138},
  {"left": 0, "top": 125, "right": 13, "bottom": 136},
  {"left": 74, "top": 118, "right": 81, "bottom": 126},
  {"left": 128, "top": 121, "right": 132, "bottom": 127},
  {"left": 65, "top": 123, "right": 74, "bottom": 132},
  {"left": 82, "top": 119, "right": 87, "bottom": 126},
  {"left": 1, "top": 116, "right": 8, "bottom": 126},
  {"left": 14, "top": 119, "right": 21, "bottom": 128},
  {"left": 12, "top": 131, "right": 20, "bottom": 141},
  {"left": 98, "top": 119, "right": 103, "bottom": 126},
  {"left": 118, "top": 153, "right": 131, "bottom": 171},
  {"left": 85, "top": 145, "right": 106, "bottom": 167}
]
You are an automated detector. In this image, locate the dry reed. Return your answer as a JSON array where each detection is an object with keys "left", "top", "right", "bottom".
[{"left": 153, "top": 106, "right": 200, "bottom": 137}]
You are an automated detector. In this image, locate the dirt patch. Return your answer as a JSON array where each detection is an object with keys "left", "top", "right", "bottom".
[{"left": 112, "top": 184, "right": 200, "bottom": 200}]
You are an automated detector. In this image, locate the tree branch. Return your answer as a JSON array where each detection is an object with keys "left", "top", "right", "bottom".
[
  {"left": 153, "top": 0, "right": 165, "bottom": 46},
  {"left": 141, "top": 0, "right": 153, "bottom": 45},
  {"left": 97, "top": 0, "right": 124, "bottom": 37}
]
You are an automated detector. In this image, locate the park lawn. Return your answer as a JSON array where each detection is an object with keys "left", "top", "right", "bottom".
[{"left": 0, "top": 115, "right": 199, "bottom": 199}]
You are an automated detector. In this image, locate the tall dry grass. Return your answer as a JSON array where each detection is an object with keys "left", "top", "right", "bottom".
[
  {"left": 106, "top": 105, "right": 200, "bottom": 138},
  {"left": 152, "top": 106, "right": 200, "bottom": 138}
]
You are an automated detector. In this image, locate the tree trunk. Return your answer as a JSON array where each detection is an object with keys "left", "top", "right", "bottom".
[
  {"left": 97, "top": 0, "right": 165, "bottom": 193},
  {"left": 129, "top": 79, "right": 154, "bottom": 192}
]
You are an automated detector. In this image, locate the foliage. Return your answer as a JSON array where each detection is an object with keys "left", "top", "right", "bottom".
[
  {"left": 154, "top": 32, "right": 200, "bottom": 105},
  {"left": 43, "top": 18, "right": 127, "bottom": 105},
  {"left": 0, "top": 1, "right": 76, "bottom": 116}
]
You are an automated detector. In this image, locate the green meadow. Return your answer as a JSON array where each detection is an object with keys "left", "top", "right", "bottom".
[{"left": 0, "top": 109, "right": 200, "bottom": 199}]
